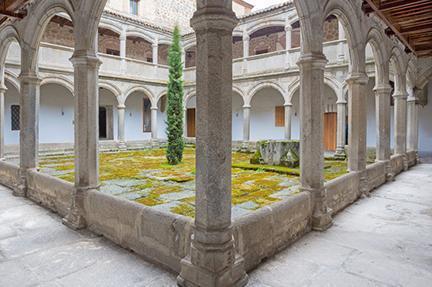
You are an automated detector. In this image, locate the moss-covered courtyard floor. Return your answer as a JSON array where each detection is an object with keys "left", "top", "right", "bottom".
[{"left": 38, "top": 148, "right": 348, "bottom": 219}]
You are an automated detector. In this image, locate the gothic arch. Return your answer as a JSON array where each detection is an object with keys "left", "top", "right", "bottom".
[{"left": 124, "top": 85, "right": 156, "bottom": 106}]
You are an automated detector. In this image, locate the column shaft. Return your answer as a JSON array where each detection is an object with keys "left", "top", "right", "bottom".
[
  {"left": 178, "top": 2, "right": 247, "bottom": 286},
  {"left": 347, "top": 73, "right": 368, "bottom": 172},
  {"left": 243, "top": 106, "right": 250, "bottom": 141},
  {"left": 0, "top": 86, "right": 6, "bottom": 159},
  {"left": 284, "top": 103, "right": 292, "bottom": 140},
  {"left": 407, "top": 97, "right": 418, "bottom": 152},
  {"left": 337, "top": 21, "right": 345, "bottom": 62},
  {"left": 152, "top": 42, "right": 158, "bottom": 65},
  {"left": 242, "top": 33, "right": 249, "bottom": 73},
  {"left": 394, "top": 93, "right": 407, "bottom": 155},
  {"left": 151, "top": 107, "right": 158, "bottom": 140},
  {"left": 298, "top": 53, "right": 332, "bottom": 231},
  {"left": 285, "top": 26, "right": 292, "bottom": 68},
  {"left": 374, "top": 85, "right": 392, "bottom": 161},
  {"left": 17, "top": 73, "right": 40, "bottom": 196},
  {"left": 335, "top": 101, "right": 347, "bottom": 157},
  {"left": 63, "top": 52, "right": 101, "bottom": 230},
  {"left": 117, "top": 105, "right": 126, "bottom": 143}
]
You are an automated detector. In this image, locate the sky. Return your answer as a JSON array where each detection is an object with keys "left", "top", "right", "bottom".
[{"left": 246, "top": 0, "right": 287, "bottom": 11}]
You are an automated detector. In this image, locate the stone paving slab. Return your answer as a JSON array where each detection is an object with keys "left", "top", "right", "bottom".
[
  {"left": 249, "top": 164, "right": 432, "bottom": 287},
  {"left": 1, "top": 164, "right": 431, "bottom": 286}
]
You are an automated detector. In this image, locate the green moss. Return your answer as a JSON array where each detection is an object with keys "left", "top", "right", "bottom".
[
  {"left": 171, "top": 203, "right": 195, "bottom": 217},
  {"left": 232, "top": 163, "right": 300, "bottom": 176}
]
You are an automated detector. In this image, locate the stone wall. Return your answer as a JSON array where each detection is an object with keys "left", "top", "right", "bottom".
[
  {"left": 291, "top": 17, "right": 339, "bottom": 48},
  {"left": 0, "top": 161, "right": 19, "bottom": 191},
  {"left": 250, "top": 31, "right": 286, "bottom": 56},
  {"left": 41, "top": 22, "right": 75, "bottom": 47},
  {"left": 326, "top": 172, "right": 360, "bottom": 215},
  {"left": 126, "top": 38, "right": 152, "bottom": 62}
]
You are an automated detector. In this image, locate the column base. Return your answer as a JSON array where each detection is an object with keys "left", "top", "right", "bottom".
[
  {"left": 359, "top": 170, "right": 370, "bottom": 198},
  {"left": 312, "top": 210, "right": 333, "bottom": 232},
  {"left": 13, "top": 184, "right": 26, "bottom": 197},
  {"left": 402, "top": 153, "right": 409, "bottom": 171},
  {"left": 62, "top": 189, "right": 88, "bottom": 230},
  {"left": 334, "top": 148, "right": 346, "bottom": 160},
  {"left": 118, "top": 141, "right": 127, "bottom": 151},
  {"left": 177, "top": 255, "right": 248, "bottom": 287}
]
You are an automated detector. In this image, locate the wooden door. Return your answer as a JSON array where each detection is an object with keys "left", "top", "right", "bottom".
[
  {"left": 324, "top": 112, "right": 337, "bottom": 151},
  {"left": 187, "top": 108, "right": 196, "bottom": 137}
]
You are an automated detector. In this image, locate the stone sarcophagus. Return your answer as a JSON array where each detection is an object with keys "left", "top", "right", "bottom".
[{"left": 251, "top": 140, "right": 300, "bottom": 168}]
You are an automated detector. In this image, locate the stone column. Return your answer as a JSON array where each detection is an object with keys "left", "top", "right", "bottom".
[
  {"left": 181, "top": 48, "right": 186, "bottom": 68},
  {"left": 346, "top": 73, "right": 368, "bottom": 172},
  {"left": 284, "top": 103, "right": 292, "bottom": 140},
  {"left": 63, "top": 51, "right": 101, "bottom": 230},
  {"left": 394, "top": 91, "right": 408, "bottom": 155},
  {"left": 152, "top": 40, "right": 159, "bottom": 65},
  {"left": 17, "top": 72, "right": 41, "bottom": 197},
  {"left": 242, "top": 105, "right": 251, "bottom": 142},
  {"left": 407, "top": 91, "right": 419, "bottom": 152},
  {"left": 335, "top": 100, "right": 347, "bottom": 158},
  {"left": 117, "top": 104, "right": 126, "bottom": 147},
  {"left": 151, "top": 106, "right": 158, "bottom": 140},
  {"left": 242, "top": 32, "right": 249, "bottom": 73},
  {"left": 374, "top": 84, "right": 392, "bottom": 161},
  {"left": 120, "top": 27, "right": 127, "bottom": 73},
  {"left": 183, "top": 107, "right": 187, "bottom": 137},
  {"left": 178, "top": 2, "right": 248, "bottom": 286},
  {"left": 337, "top": 21, "right": 345, "bottom": 63},
  {"left": 297, "top": 53, "right": 332, "bottom": 231},
  {"left": 285, "top": 25, "right": 292, "bottom": 68},
  {"left": 0, "top": 85, "right": 6, "bottom": 160}
]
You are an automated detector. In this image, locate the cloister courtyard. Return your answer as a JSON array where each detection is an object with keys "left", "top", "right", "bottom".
[{"left": 0, "top": 0, "right": 432, "bottom": 286}]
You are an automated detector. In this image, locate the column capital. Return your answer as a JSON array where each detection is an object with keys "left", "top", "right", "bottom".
[
  {"left": 284, "top": 102, "right": 293, "bottom": 107},
  {"left": 336, "top": 100, "right": 347, "bottom": 105},
  {"left": 242, "top": 104, "right": 251, "bottom": 109},
  {"left": 18, "top": 72, "right": 41, "bottom": 84},
  {"left": 297, "top": 53, "right": 327, "bottom": 68},
  {"left": 285, "top": 25, "right": 292, "bottom": 32},
  {"left": 191, "top": 6, "right": 238, "bottom": 33},
  {"left": 117, "top": 104, "right": 126, "bottom": 109},
  {"left": 150, "top": 106, "right": 158, "bottom": 111},
  {"left": 373, "top": 84, "right": 392, "bottom": 94},
  {"left": 345, "top": 72, "right": 368, "bottom": 85},
  {"left": 243, "top": 34, "right": 250, "bottom": 41},
  {"left": 0, "top": 85, "right": 7, "bottom": 93},
  {"left": 152, "top": 42, "right": 158, "bottom": 48},
  {"left": 70, "top": 51, "right": 102, "bottom": 68},
  {"left": 392, "top": 91, "right": 408, "bottom": 100}
]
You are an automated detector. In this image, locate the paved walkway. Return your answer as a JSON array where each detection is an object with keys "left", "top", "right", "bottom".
[{"left": 0, "top": 164, "right": 431, "bottom": 287}]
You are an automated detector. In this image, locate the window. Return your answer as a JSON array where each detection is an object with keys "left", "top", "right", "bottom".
[
  {"left": 275, "top": 106, "right": 285, "bottom": 127},
  {"left": 255, "top": 49, "right": 269, "bottom": 55},
  {"left": 130, "top": 0, "right": 139, "bottom": 15},
  {"left": 11, "top": 105, "right": 20, "bottom": 131},
  {"left": 106, "top": 48, "right": 120, "bottom": 56},
  {"left": 143, "top": 98, "right": 152, "bottom": 132}
]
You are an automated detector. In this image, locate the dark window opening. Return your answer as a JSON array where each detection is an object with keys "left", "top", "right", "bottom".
[
  {"left": 106, "top": 48, "right": 120, "bottom": 56},
  {"left": 130, "top": 0, "right": 139, "bottom": 15},
  {"left": 99, "top": 107, "right": 107, "bottom": 139},
  {"left": 11, "top": 105, "right": 20, "bottom": 131}
]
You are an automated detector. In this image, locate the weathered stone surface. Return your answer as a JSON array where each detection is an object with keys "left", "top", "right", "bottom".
[{"left": 251, "top": 140, "right": 299, "bottom": 168}]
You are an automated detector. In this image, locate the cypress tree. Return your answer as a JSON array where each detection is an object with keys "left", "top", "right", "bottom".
[{"left": 166, "top": 26, "right": 185, "bottom": 165}]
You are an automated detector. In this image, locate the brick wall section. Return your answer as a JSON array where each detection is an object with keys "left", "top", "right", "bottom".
[
  {"left": 99, "top": 34, "right": 120, "bottom": 55},
  {"left": 292, "top": 17, "right": 339, "bottom": 48},
  {"left": 158, "top": 44, "right": 169, "bottom": 65},
  {"left": 126, "top": 38, "right": 152, "bottom": 62},
  {"left": 249, "top": 31, "right": 286, "bottom": 56},
  {"left": 233, "top": 38, "right": 243, "bottom": 59},
  {"left": 41, "top": 22, "right": 75, "bottom": 47}
]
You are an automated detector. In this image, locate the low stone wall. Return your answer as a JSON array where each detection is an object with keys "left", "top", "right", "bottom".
[
  {"left": 26, "top": 169, "right": 74, "bottom": 217},
  {"left": 233, "top": 192, "right": 311, "bottom": 271},
  {"left": 84, "top": 190, "right": 193, "bottom": 273},
  {"left": 406, "top": 151, "right": 418, "bottom": 167},
  {"left": 390, "top": 154, "right": 405, "bottom": 176},
  {"left": 365, "top": 161, "right": 387, "bottom": 193},
  {"left": 0, "top": 161, "right": 20, "bottom": 190},
  {"left": 325, "top": 172, "right": 360, "bottom": 215}
]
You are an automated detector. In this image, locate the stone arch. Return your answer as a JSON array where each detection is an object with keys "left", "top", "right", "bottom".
[
  {"left": 98, "top": 19, "right": 123, "bottom": 36},
  {"left": 406, "top": 57, "right": 417, "bottom": 90},
  {"left": 246, "top": 20, "right": 286, "bottom": 36},
  {"left": 292, "top": 0, "right": 323, "bottom": 54},
  {"left": 99, "top": 82, "right": 122, "bottom": 104},
  {"left": 288, "top": 75, "right": 342, "bottom": 103},
  {"left": 124, "top": 85, "right": 155, "bottom": 106},
  {"left": 126, "top": 29, "right": 156, "bottom": 45},
  {"left": 4, "top": 71, "right": 20, "bottom": 92},
  {"left": 247, "top": 82, "right": 287, "bottom": 106},
  {"left": 0, "top": 25, "right": 20, "bottom": 67},
  {"left": 19, "top": 0, "right": 76, "bottom": 71},
  {"left": 366, "top": 27, "right": 389, "bottom": 86},
  {"left": 390, "top": 45, "right": 408, "bottom": 92},
  {"left": 323, "top": 0, "right": 365, "bottom": 73},
  {"left": 41, "top": 76, "right": 74, "bottom": 95},
  {"left": 156, "top": 90, "right": 168, "bottom": 105}
]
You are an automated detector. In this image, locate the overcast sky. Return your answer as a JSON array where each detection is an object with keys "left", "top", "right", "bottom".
[{"left": 246, "top": 0, "right": 287, "bottom": 11}]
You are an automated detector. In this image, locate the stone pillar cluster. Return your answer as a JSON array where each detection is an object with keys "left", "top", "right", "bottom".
[
  {"left": 177, "top": 1, "right": 248, "bottom": 286},
  {"left": 298, "top": 53, "right": 332, "bottom": 231}
]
